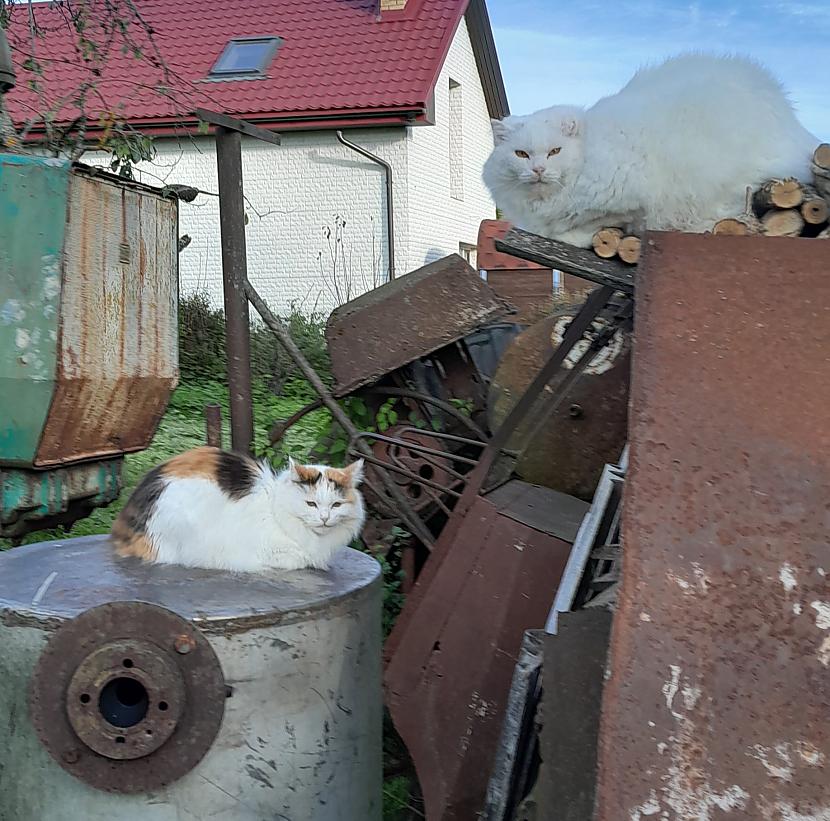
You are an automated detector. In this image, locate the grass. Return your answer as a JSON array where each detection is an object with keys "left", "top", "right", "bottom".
[{"left": 0, "top": 376, "right": 330, "bottom": 548}]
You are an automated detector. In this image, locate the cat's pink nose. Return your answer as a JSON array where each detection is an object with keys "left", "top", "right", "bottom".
[{"left": 532, "top": 166, "right": 545, "bottom": 176}]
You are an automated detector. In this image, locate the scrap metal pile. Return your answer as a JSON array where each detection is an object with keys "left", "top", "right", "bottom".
[{"left": 270, "top": 224, "right": 636, "bottom": 819}]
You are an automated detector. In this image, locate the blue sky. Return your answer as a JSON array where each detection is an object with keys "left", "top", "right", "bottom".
[{"left": 488, "top": 0, "right": 830, "bottom": 140}]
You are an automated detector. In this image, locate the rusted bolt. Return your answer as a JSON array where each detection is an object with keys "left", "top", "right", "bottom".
[
  {"left": 62, "top": 748, "right": 80, "bottom": 764},
  {"left": 568, "top": 403, "right": 584, "bottom": 419},
  {"left": 174, "top": 634, "right": 196, "bottom": 655}
]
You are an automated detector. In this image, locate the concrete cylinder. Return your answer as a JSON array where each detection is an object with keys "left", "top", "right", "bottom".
[{"left": 0, "top": 535, "right": 382, "bottom": 820}]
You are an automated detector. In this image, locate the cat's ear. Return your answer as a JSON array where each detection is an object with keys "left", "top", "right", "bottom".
[
  {"left": 343, "top": 458, "right": 365, "bottom": 487},
  {"left": 491, "top": 118, "right": 511, "bottom": 145},
  {"left": 561, "top": 117, "right": 581, "bottom": 137}
]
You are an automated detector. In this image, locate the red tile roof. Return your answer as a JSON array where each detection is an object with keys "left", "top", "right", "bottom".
[{"left": 3, "top": 0, "right": 505, "bottom": 134}]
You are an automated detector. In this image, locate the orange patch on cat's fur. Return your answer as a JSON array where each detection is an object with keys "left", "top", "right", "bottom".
[
  {"left": 111, "top": 519, "right": 157, "bottom": 561},
  {"left": 295, "top": 463, "right": 321, "bottom": 483},
  {"left": 163, "top": 446, "right": 220, "bottom": 480},
  {"left": 325, "top": 464, "right": 361, "bottom": 502}
]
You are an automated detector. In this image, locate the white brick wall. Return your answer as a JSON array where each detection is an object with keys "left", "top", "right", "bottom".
[
  {"left": 405, "top": 17, "right": 497, "bottom": 273},
  {"left": 106, "top": 18, "right": 496, "bottom": 316}
]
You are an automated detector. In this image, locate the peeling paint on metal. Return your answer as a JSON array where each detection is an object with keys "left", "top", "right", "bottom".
[
  {"left": 595, "top": 234, "right": 830, "bottom": 821},
  {"left": 34, "top": 168, "right": 179, "bottom": 465},
  {"left": 810, "top": 601, "right": 830, "bottom": 630},
  {"left": 780, "top": 563, "right": 798, "bottom": 593}
]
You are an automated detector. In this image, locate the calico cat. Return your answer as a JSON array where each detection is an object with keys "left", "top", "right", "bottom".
[
  {"left": 483, "top": 53, "right": 817, "bottom": 248},
  {"left": 111, "top": 447, "right": 365, "bottom": 572}
]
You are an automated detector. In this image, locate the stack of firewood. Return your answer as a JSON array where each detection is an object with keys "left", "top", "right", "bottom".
[{"left": 590, "top": 143, "right": 830, "bottom": 265}]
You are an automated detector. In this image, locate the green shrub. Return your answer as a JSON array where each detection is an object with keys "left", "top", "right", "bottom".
[{"left": 178, "top": 291, "right": 332, "bottom": 390}]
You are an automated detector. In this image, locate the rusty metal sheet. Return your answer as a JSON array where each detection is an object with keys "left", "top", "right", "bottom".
[
  {"left": 385, "top": 484, "right": 576, "bottom": 820},
  {"left": 596, "top": 233, "right": 830, "bottom": 821},
  {"left": 35, "top": 168, "right": 179, "bottom": 465},
  {"left": 326, "top": 254, "right": 514, "bottom": 397},
  {"left": 488, "top": 307, "right": 631, "bottom": 500}
]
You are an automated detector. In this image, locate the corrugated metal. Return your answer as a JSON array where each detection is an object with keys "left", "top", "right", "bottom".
[
  {"left": 596, "top": 233, "right": 830, "bottom": 820},
  {"left": 34, "top": 168, "right": 178, "bottom": 465}
]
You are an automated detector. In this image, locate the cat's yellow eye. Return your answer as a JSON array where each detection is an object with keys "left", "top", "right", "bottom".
[
  {"left": 306, "top": 501, "right": 317, "bottom": 507},
  {"left": 332, "top": 502, "right": 343, "bottom": 508},
  {"left": 548, "top": 147, "right": 561, "bottom": 157},
  {"left": 515, "top": 150, "right": 530, "bottom": 159}
]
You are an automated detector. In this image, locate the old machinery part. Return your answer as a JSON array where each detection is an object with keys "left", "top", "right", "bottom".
[{"left": 29, "top": 601, "right": 225, "bottom": 794}]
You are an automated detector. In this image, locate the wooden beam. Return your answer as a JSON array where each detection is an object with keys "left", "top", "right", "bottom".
[
  {"left": 494, "top": 227, "right": 636, "bottom": 293},
  {"left": 194, "top": 108, "right": 282, "bottom": 145}
]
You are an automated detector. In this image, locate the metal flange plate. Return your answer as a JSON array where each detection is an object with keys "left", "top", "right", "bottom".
[{"left": 29, "top": 600, "right": 226, "bottom": 793}]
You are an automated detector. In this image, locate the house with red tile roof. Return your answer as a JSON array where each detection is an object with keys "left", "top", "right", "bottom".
[{"left": 4, "top": 0, "right": 509, "bottom": 312}]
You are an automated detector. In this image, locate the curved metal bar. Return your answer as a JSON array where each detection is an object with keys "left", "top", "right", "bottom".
[{"left": 360, "top": 386, "right": 489, "bottom": 441}]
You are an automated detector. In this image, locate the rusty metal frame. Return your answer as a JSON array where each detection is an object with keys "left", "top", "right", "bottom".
[{"left": 197, "top": 109, "right": 281, "bottom": 454}]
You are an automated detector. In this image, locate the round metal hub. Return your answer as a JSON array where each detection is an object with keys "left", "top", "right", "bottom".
[
  {"left": 66, "top": 639, "right": 185, "bottom": 759},
  {"left": 30, "top": 601, "right": 226, "bottom": 793}
]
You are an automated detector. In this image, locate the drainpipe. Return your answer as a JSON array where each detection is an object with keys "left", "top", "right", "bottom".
[{"left": 336, "top": 130, "right": 395, "bottom": 280}]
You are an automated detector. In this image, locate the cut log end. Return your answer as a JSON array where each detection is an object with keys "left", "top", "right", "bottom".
[
  {"left": 591, "top": 227, "right": 624, "bottom": 259},
  {"left": 713, "top": 217, "right": 762, "bottom": 236},
  {"left": 813, "top": 143, "right": 830, "bottom": 171},
  {"left": 800, "top": 185, "right": 829, "bottom": 225},
  {"left": 753, "top": 178, "right": 804, "bottom": 213},
  {"left": 761, "top": 208, "right": 805, "bottom": 237},
  {"left": 617, "top": 235, "right": 642, "bottom": 265}
]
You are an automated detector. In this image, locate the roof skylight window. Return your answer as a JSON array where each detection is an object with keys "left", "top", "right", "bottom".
[{"left": 209, "top": 37, "right": 282, "bottom": 78}]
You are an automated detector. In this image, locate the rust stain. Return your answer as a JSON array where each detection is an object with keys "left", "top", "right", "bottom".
[
  {"left": 596, "top": 233, "right": 830, "bottom": 821},
  {"left": 34, "top": 173, "right": 177, "bottom": 466},
  {"left": 326, "top": 254, "right": 514, "bottom": 397},
  {"left": 386, "top": 487, "right": 579, "bottom": 820}
]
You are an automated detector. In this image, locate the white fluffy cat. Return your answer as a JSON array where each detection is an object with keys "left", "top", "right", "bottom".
[
  {"left": 483, "top": 53, "right": 818, "bottom": 247},
  {"left": 111, "top": 447, "right": 366, "bottom": 572}
]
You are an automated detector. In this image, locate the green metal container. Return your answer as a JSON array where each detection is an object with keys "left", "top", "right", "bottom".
[{"left": 0, "top": 154, "right": 179, "bottom": 537}]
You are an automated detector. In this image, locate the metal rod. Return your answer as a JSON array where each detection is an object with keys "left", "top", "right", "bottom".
[
  {"left": 395, "top": 426, "right": 487, "bottom": 450},
  {"left": 268, "top": 399, "right": 324, "bottom": 445},
  {"left": 204, "top": 403, "right": 223, "bottom": 448},
  {"left": 350, "top": 430, "right": 481, "bottom": 466},
  {"left": 362, "top": 387, "right": 488, "bottom": 440},
  {"left": 336, "top": 130, "right": 395, "bottom": 280},
  {"left": 215, "top": 126, "right": 254, "bottom": 454},
  {"left": 346, "top": 448, "right": 463, "bottom": 498},
  {"left": 244, "top": 279, "right": 435, "bottom": 548}
]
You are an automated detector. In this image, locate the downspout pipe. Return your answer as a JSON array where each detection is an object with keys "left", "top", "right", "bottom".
[{"left": 336, "top": 130, "right": 395, "bottom": 280}]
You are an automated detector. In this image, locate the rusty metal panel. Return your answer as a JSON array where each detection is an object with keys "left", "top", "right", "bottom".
[
  {"left": 489, "top": 307, "right": 631, "bottom": 500},
  {"left": 596, "top": 233, "right": 830, "bottom": 820},
  {"left": 35, "top": 168, "right": 178, "bottom": 465},
  {"left": 385, "top": 484, "right": 580, "bottom": 820},
  {"left": 326, "top": 254, "right": 513, "bottom": 397}
]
